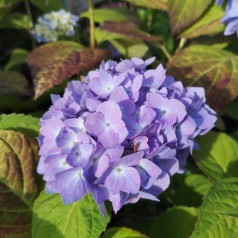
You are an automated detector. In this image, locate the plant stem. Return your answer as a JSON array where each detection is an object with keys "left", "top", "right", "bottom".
[
  {"left": 24, "top": 0, "right": 36, "bottom": 48},
  {"left": 88, "top": 0, "right": 95, "bottom": 48}
]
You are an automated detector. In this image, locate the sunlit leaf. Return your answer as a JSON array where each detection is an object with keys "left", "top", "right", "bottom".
[
  {"left": 193, "top": 131, "right": 238, "bottom": 181},
  {"left": 0, "top": 71, "right": 32, "bottom": 97},
  {"left": 81, "top": 8, "right": 137, "bottom": 24},
  {"left": 180, "top": 4, "right": 224, "bottom": 39},
  {"left": 123, "top": 0, "right": 168, "bottom": 11},
  {"left": 0, "top": 113, "right": 39, "bottom": 137},
  {"left": 167, "top": 45, "right": 238, "bottom": 110},
  {"left": 102, "top": 227, "right": 148, "bottom": 238},
  {"left": 0, "top": 130, "right": 39, "bottom": 238},
  {"left": 168, "top": 0, "right": 213, "bottom": 34},
  {"left": 27, "top": 41, "right": 108, "bottom": 98},
  {"left": 190, "top": 178, "right": 238, "bottom": 238},
  {"left": 33, "top": 192, "right": 111, "bottom": 238}
]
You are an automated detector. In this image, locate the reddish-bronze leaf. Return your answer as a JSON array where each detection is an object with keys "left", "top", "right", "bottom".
[
  {"left": 0, "top": 130, "right": 39, "bottom": 238},
  {"left": 167, "top": 45, "right": 238, "bottom": 111},
  {"left": 102, "top": 22, "right": 161, "bottom": 42},
  {"left": 27, "top": 41, "right": 108, "bottom": 99}
]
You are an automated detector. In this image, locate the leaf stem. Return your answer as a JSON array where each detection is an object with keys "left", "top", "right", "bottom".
[
  {"left": 24, "top": 0, "right": 36, "bottom": 49},
  {"left": 157, "top": 43, "right": 171, "bottom": 60},
  {"left": 88, "top": 0, "right": 95, "bottom": 48}
]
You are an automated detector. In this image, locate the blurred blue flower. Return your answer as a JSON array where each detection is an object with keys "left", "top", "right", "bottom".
[{"left": 34, "top": 9, "right": 79, "bottom": 43}]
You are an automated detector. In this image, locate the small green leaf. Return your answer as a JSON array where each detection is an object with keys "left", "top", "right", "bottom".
[
  {"left": 180, "top": 4, "right": 224, "bottom": 39},
  {"left": 4, "top": 48, "right": 29, "bottom": 70},
  {"left": 29, "top": 0, "right": 64, "bottom": 12},
  {"left": 0, "top": 71, "right": 32, "bottom": 97},
  {"left": 149, "top": 206, "right": 199, "bottom": 238},
  {"left": 167, "top": 45, "right": 238, "bottom": 110},
  {"left": 0, "top": 129, "right": 39, "bottom": 238},
  {"left": 123, "top": 0, "right": 168, "bottom": 11},
  {"left": 168, "top": 0, "right": 213, "bottom": 34},
  {"left": 194, "top": 131, "right": 238, "bottom": 181},
  {"left": 33, "top": 192, "right": 111, "bottom": 238},
  {"left": 102, "top": 227, "right": 148, "bottom": 238},
  {"left": 190, "top": 178, "right": 238, "bottom": 238},
  {"left": 81, "top": 8, "right": 137, "bottom": 24},
  {"left": 0, "top": 13, "right": 32, "bottom": 30},
  {"left": 110, "top": 39, "right": 149, "bottom": 58},
  {"left": 0, "top": 113, "right": 39, "bottom": 137}
]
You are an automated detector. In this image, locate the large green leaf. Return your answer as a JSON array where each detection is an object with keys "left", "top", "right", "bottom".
[
  {"left": 102, "top": 227, "right": 148, "bottom": 238},
  {"left": 4, "top": 48, "right": 29, "bottom": 70},
  {"left": 190, "top": 178, "right": 238, "bottom": 238},
  {"left": 149, "top": 206, "right": 199, "bottom": 238},
  {"left": 193, "top": 131, "right": 238, "bottom": 181},
  {"left": 167, "top": 45, "right": 238, "bottom": 110},
  {"left": 0, "top": 71, "right": 32, "bottom": 97},
  {"left": 0, "top": 129, "right": 39, "bottom": 238},
  {"left": 0, "top": 113, "right": 39, "bottom": 137},
  {"left": 27, "top": 41, "right": 108, "bottom": 98},
  {"left": 168, "top": 0, "right": 213, "bottom": 34},
  {"left": 29, "top": 0, "right": 64, "bottom": 12},
  {"left": 180, "top": 4, "right": 224, "bottom": 39},
  {"left": 33, "top": 192, "right": 111, "bottom": 238},
  {"left": 81, "top": 8, "right": 137, "bottom": 24},
  {"left": 123, "top": 0, "right": 168, "bottom": 11}
]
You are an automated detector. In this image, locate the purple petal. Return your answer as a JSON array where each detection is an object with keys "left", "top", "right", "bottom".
[
  {"left": 98, "top": 127, "right": 119, "bottom": 149},
  {"left": 56, "top": 167, "right": 88, "bottom": 204},
  {"left": 84, "top": 112, "right": 105, "bottom": 136}
]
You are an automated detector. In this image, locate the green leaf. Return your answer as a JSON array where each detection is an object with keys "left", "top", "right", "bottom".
[
  {"left": 180, "top": 4, "right": 224, "bottom": 39},
  {"left": 123, "top": 0, "right": 168, "bottom": 11},
  {"left": 194, "top": 131, "right": 238, "bottom": 181},
  {"left": 190, "top": 178, "right": 238, "bottom": 238},
  {"left": 81, "top": 8, "right": 137, "bottom": 24},
  {"left": 102, "top": 227, "right": 148, "bottom": 238},
  {"left": 27, "top": 41, "right": 108, "bottom": 98},
  {"left": 149, "top": 206, "right": 199, "bottom": 238},
  {"left": 0, "top": 129, "right": 39, "bottom": 238},
  {"left": 168, "top": 0, "right": 213, "bottom": 34},
  {"left": 0, "top": 13, "right": 32, "bottom": 30},
  {"left": 0, "top": 71, "right": 32, "bottom": 97},
  {"left": 167, "top": 45, "right": 238, "bottom": 110},
  {"left": 33, "top": 192, "right": 111, "bottom": 238},
  {"left": 185, "top": 174, "right": 212, "bottom": 196},
  {"left": 110, "top": 39, "right": 149, "bottom": 58},
  {"left": 0, "top": 113, "right": 39, "bottom": 137},
  {"left": 4, "top": 48, "right": 29, "bottom": 70},
  {"left": 29, "top": 0, "right": 64, "bottom": 12}
]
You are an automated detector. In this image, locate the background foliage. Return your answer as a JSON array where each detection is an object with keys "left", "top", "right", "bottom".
[{"left": 0, "top": 0, "right": 238, "bottom": 237}]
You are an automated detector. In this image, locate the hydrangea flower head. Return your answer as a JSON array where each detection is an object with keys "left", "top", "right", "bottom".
[
  {"left": 38, "top": 57, "right": 216, "bottom": 215},
  {"left": 34, "top": 9, "right": 79, "bottom": 43}
]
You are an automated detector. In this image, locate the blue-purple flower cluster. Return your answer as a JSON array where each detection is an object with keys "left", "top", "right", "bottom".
[
  {"left": 38, "top": 58, "right": 216, "bottom": 215},
  {"left": 216, "top": 0, "right": 238, "bottom": 36}
]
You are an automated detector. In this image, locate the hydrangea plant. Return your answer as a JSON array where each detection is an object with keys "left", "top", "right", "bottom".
[
  {"left": 38, "top": 57, "right": 216, "bottom": 215},
  {"left": 34, "top": 9, "right": 79, "bottom": 43}
]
